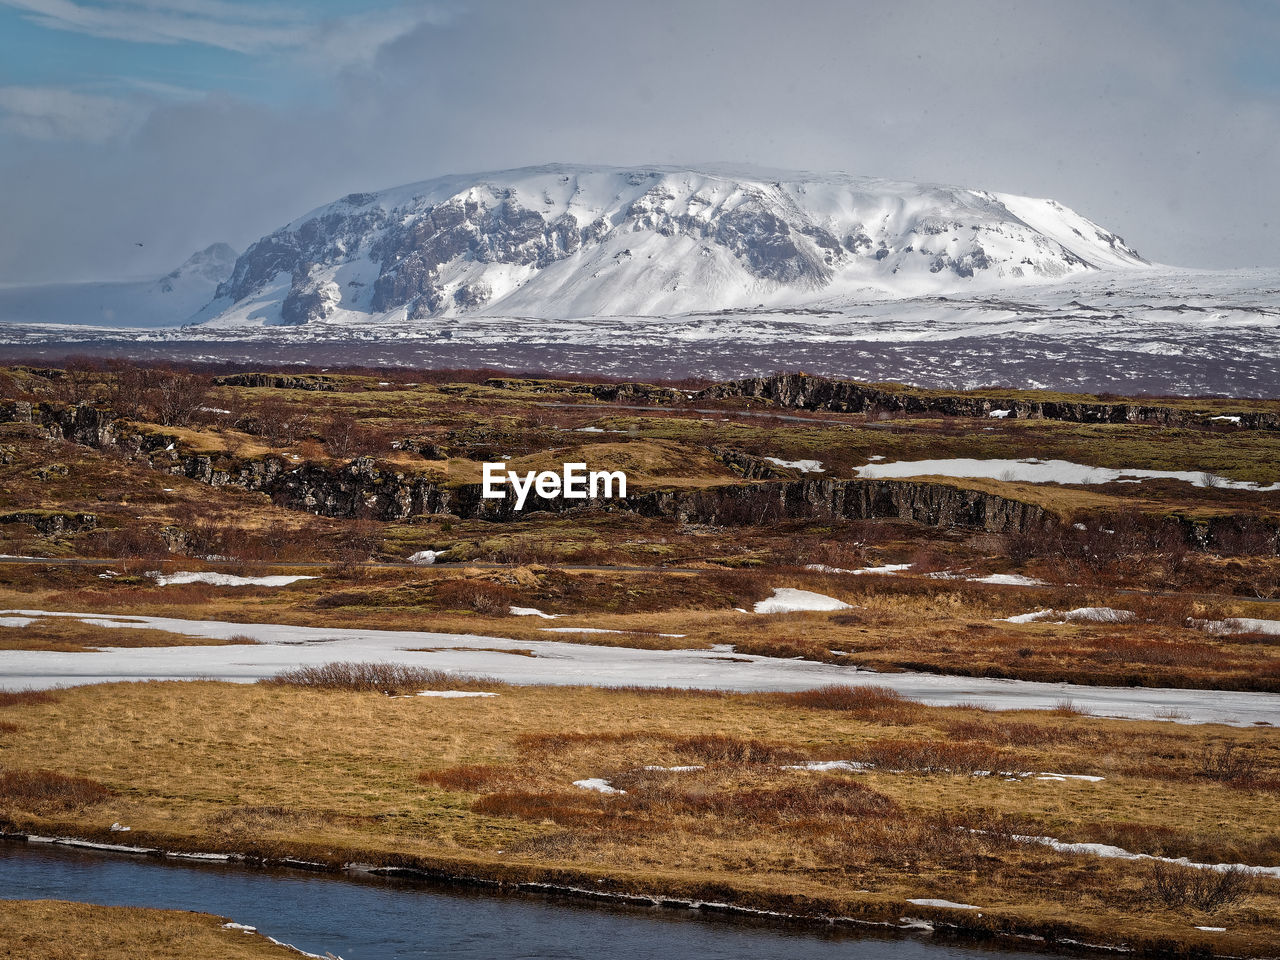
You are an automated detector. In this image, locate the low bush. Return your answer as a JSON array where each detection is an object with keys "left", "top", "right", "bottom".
[
  {"left": 1196, "top": 743, "right": 1259, "bottom": 786},
  {"left": 855, "top": 738, "right": 1019, "bottom": 776},
  {"left": 0, "top": 690, "right": 57, "bottom": 708},
  {"left": 1144, "top": 860, "right": 1254, "bottom": 911},
  {"left": 775, "top": 685, "right": 924, "bottom": 724},
  {"left": 0, "top": 769, "right": 113, "bottom": 809},
  {"left": 261, "top": 661, "right": 492, "bottom": 695},
  {"left": 418, "top": 764, "right": 506, "bottom": 792}
]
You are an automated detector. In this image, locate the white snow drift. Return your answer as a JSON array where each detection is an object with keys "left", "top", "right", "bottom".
[
  {"left": 854, "top": 457, "right": 1279, "bottom": 491},
  {"left": 3, "top": 609, "right": 1279, "bottom": 725},
  {"left": 752, "top": 588, "right": 852, "bottom": 614},
  {"left": 149, "top": 572, "right": 316, "bottom": 588}
]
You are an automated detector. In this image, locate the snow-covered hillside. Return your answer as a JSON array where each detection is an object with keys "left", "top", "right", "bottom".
[
  {"left": 0, "top": 243, "right": 237, "bottom": 329},
  {"left": 192, "top": 164, "right": 1148, "bottom": 328}
]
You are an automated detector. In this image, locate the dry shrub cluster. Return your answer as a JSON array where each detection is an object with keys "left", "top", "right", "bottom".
[
  {"left": 417, "top": 764, "right": 507, "bottom": 792},
  {"left": 945, "top": 717, "right": 1112, "bottom": 749},
  {"left": 262, "top": 661, "right": 494, "bottom": 696},
  {"left": 178, "top": 518, "right": 319, "bottom": 564},
  {"left": 0, "top": 690, "right": 57, "bottom": 708},
  {"left": 1084, "top": 636, "right": 1231, "bottom": 670},
  {"left": 425, "top": 726, "right": 1037, "bottom": 875},
  {"left": 1196, "top": 743, "right": 1261, "bottom": 786},
  {"left": 819, "top": 810, "right": 1022, "bottom": 874},
  {"left": 629, "top": 776, "right": 896, "bottom": 822},
  {"left": 772, "top": 685, "right": 924, "bottom": 725},
  {"left": 1144, "top": 860, "right": 1255, "bottom": 912},
  {"left": 0, "top": 768, "right": 113, "bottom": 809},
  {"left": 433, "top": 578, "right": 518, "bottom": 615},
  {"left": 514, "top": 730, "right": 806, "bottom": 766},
  {"left": 854, "top": 738, "right": 1022, "bottom": 776}
]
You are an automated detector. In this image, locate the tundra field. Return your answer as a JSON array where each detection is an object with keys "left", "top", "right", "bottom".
[{"left": 1, "top": 363, "right": 1279, "bottom": 956}]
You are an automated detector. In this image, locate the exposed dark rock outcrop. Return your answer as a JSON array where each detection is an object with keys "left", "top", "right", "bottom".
[
  {"left": 7, "top": 400, "right": 1274, "bottom": 553},
  {"left": 694, "top": 373, "right": 1280, "bottom": 431},
  {"left": 0, "top": 510, "right": 96, "bottom": 535},
  {"left": 212, "top": 374, "right": 338, "bottom": 391},
  {"left": 481, "top": 378, "right": 686, "bottom": 404}
]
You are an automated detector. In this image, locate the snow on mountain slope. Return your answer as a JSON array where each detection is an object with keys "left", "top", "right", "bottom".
[
  {"left": 193, "top": 165, "right": 1149, "bottom": 328},
  {"left": 0, "top": 243, "right": 237, "bottom": 329}
]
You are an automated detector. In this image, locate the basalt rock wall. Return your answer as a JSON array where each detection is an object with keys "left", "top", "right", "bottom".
[{"left": 694, "top": 373, "right": 1280, "bottom": 430}]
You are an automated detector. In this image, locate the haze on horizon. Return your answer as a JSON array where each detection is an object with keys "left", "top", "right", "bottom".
[{"left": 1, "top": 0, "right": 1277, "bottom": 285}]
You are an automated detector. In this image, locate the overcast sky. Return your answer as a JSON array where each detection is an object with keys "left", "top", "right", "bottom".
[{"left": 1, "top": 0, "right": 1277, "bottom": 283}]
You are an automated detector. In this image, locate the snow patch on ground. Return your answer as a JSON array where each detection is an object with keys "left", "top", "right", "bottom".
[
  {"left": 149, "top": 572, "right": 316, "bottom": 588},
  {"left": 1015, "top": 833, "right": 1280, "bottom": 878},
  {"left": 754, "top": 588, "right": 852, "bottom": 614},
  {"left": 906, "top": 898, "right": 982, "bottom": 910},
  {"left": 806, "top": 563, "right": 911, "bottom": 576},
  {"left": 416, "top": 690, "right": 498, "bottom": 698},
  {"left": 5, "top": 609, "right": 1280, "bottom": 725},
  {"left": 971, "top": 573, "right": 1047, "bottom": 587},
  {"left": 540, "top": 626, "right": 626, "bottom": 634},
  {"left": 0, "top": 616, "right": 35, "bottom": 628},
  {"left": 783, "top": 760, "right": 873, "bottom": 773},
  {"left": 1192, "top": 617, "right": 1280, "bottom": 636},
  {"left": 573, "top": 778, "right": 624, "bottom": 794},
  {"left": 510, "top": 606, "right": 559, "bottom": 619},
  {"left": 854, "top": 457, "right": 1280, "bottom": 491},
  {"left": 1001, "top": 607, "right": 1134, "bottom": 624},
  {"left": 762, "top": 457, "right": 824, "bottom": 473}
]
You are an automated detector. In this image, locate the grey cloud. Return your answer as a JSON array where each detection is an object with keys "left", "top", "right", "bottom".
[
  {"left": 0, "top": 85, "right": 148, "bottom": 141},
  {"left": 1, "top": 0, "right": 1278, "bottom": 283}
]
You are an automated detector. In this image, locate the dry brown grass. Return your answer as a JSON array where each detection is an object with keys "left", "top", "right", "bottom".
[
  {"left": 0, "top": 690, "right": 58, "bottom": 708},
  {"left": 0, "top": 616, "right": 242, "bottom": 651},
  {"left": 0, "top": 899, "right": 305, "bottom": 960},
  {"left": 770, "top": 685, "right": 926, "bottom": 724},
  {"left": 0, "top": 680, "right": 1278, "bottom": 953},
  {"left": 0, "top": 769, "right": 114, "bottom": 810}
]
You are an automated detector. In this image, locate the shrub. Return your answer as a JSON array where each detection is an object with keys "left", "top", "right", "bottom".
[
  {"left": 1197, "top": 743, "right": 1259, "bottom": 786},
  {"left": 0, "top": 690, "right": 57, "bottom": 708},
  {"left": 261, "top": 661, "right": 492, "bottom": 696},
  {"left": 777, "top": 685, "right": 924, "bottom": 724},
  {"left": 0, "top": 769, "right": 113, "bottom": 809},
  {"left": 856, "top": 738, "right": 1018, "bottom": 776},
  {"left": 1144, "top": 860, "right": 1254, "bottom": 911},
  {"left": 433, "top": 579, "right": 517, "bottom": 615},
  {"left": 669, "top": 733, "right": 807, "bottom": 765},
  {"left": 418, "top": 764, "right": 506, "bottom": 792}
]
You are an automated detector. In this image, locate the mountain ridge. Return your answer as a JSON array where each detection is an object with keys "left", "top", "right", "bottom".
[{"left": 194, "top": 164, "right": 1148, "bottom": 328}]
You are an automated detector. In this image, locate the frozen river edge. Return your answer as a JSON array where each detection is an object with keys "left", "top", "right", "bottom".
[{"left": 2, "top": 609, "right": 1279, "bottom": 727}]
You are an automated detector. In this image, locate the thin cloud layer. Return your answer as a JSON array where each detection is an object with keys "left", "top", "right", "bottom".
[{"left": 0, "top": 0, "right": 1277, "bottom": 283}]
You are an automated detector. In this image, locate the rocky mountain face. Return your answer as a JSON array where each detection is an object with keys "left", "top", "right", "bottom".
[
  {"left": 199, "top": 164, "right": 1147, "bottom": 327},
  {"left": 157, "top": 243, "right": 238, "bottom": 292}
]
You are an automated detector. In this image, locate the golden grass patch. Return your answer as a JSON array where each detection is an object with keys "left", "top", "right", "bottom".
[
  {"left": 0, "top": 900, "right": 305, "bottom": 960},
  {"left": 0, "top": 680, "right": 1277, "bottom": 954}
]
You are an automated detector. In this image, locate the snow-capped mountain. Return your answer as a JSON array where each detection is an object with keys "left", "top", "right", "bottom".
[
  {"left": 193, "top": 164, "right": 1148, "bottom": 328},
  {"left": 0, "top": 243, "right": 237, "bottom": 329}
]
